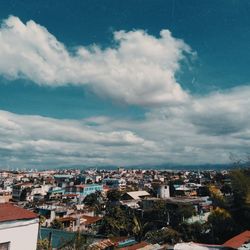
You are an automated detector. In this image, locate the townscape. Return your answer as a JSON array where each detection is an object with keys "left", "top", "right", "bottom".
[
  {"left": 1, "top": 1, "right": 250, "bottom": 249},
  {"left": 0, "top": 167, "right": 249, "bottom": 249}
]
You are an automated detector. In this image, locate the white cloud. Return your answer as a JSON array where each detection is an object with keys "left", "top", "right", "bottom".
[
  {"left": 1, "top": 86, "right": 250, "bottom": 168},
  {"left": 0, "top": 110, "right": 157, "bottom": 168},
  {"left": 1, "top": 16, "right": 250, "bottom": 168},
  {"left": 0, "top": 16, "right": 191, "bottom": 106}
]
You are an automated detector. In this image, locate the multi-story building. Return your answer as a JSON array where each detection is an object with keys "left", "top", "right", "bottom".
[
  {"left": 65, "top": 184, "right": 103, "bottom": 198},
  {"left": 12, "top": 183, "right": 33, "bottom": 201},
  {"left": 0, "top": 203, "right": 39, "bottom": 250},
  {"left": 102, "top": 178, "right": 126, "bottom": 190}
]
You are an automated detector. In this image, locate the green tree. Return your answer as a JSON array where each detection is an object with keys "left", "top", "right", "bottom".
[
  {"left": 99, "top": 206, "right": 129, "bottom": 236},
  {"left": 220, "top": 183, "right": 232, "bottom": 195},
  {"left": 37, "top": 239, "right": 51, "bottom": 250},
  {"left": 129, "top": 215, "right": 150, "bottom": 242},
  {"left": 145, "top": 227, "right": 180, "bottom": 244},
  {"left": 61, "top": 231, "right": 89, "bottom": 250},
  {"left": 230, "top": 168, "right": 250, "bottom": 229},
  {"left": 209, "top": 185, "right": 227, "bottom": 208},
  {"left": 84, "top": 193, "right": 98, "bottom": 206},
  {"left": 84, "top": 191, "right": 103, "bottom": 215},
  {"left": 39, "top": 215, "right": 46, "bottom": 226},
  {"left": 208, "top": 207, "right": 235, "bottom": 244},
  {"left": 178, "top": 222, "right": 211, "bottom": 243},
  {"left": 51, "top": 218, "right": 63, "bottom": 229},
  {"left": 107, "top": 189, "right": 122, "bottom": 202}
]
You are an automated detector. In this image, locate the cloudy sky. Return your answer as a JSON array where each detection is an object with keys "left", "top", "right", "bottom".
[{"left": 1, "top": 0, "right": 250, "bottom": 169}]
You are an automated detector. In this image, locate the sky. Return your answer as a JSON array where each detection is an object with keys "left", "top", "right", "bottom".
[{"left": 0, "top": 0, "right": 250, "bottom": 169}]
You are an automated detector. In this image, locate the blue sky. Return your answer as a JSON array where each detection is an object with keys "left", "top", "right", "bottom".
[{"left": 0, "top": 0, "right": 250, "bottom": 168}]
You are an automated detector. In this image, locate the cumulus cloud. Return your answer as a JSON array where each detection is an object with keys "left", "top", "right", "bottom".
[
  {"left": 1, "top": 16, "right": 250, "bottom": 168},
  {"left": 1, "top": 86, "right": 250, "bottom": 168},
  {"left": 0, "top": 16, "right": 191, "bottom": 106},
  {"left": 0, "top": 110, "right": 157, "bottom": 167},
  {"left": 188, "top": 86, "right": 250, "bottom": 136}
]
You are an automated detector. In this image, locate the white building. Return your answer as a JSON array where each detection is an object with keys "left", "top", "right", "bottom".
[
  {"left": 102, "top": 178, "right": 126, "bottom": 190},
  {"left": 157, "top": 185, "right": 170, "bottom": 199},
  {"left": 0, "top": 203, "right": 39, "bottom": 250}
]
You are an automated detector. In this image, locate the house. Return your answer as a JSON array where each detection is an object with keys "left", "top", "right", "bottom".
[
  {"left": 122, "top": 191, "right": 151, "bottom": 200},
  {"left": 36, "top": 204, "right": 69, "bottom": 226},
  {"left": 65, "top": 184, "right": 103, "bottom": 199},
  {"left": 102, "top": 178, "right": 126, "bottom": 190},
  {"left": 0, "top": 191, "right": 12, "bottom": 203},
  {"left": 57, "top": 216, "right": 77, "bottom": 231},
  {"left": 80, "top": 215, "right": 102, "bottom": 232},
  {"left": 0, "top": 203, "right": 39, "bottom": 250},
  {"left": 12, "top": 182, "right": 33, "bottom": 201},
  {"left": 47, "top": 187, "right": 65, "bottom": 200},
  {"left": 58, "top": 214, "right": 102, "bottom": 232},
  {"left": 53, "top": 174, "right": 74, "bottom": 187}
]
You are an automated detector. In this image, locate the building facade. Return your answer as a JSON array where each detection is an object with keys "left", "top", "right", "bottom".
[
  {"left": 0, "top": 203, "right": 39, "bottom": 250},
  {"left": 65, "top": 184, "right": 103, "bottom": 198}
]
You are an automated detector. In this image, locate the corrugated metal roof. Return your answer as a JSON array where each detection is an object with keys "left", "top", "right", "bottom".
[{"left": 126, "top": 191, "right": 150, "bottom": 200}]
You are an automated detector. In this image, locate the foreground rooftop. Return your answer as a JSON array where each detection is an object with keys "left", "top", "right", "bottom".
[{"left": 0, "top": 203, "right": 38, "bottom": 223}]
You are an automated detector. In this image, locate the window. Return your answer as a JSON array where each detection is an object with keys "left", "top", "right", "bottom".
[{"left": 0, "top": 242, "right": 10, "bottom": 250}]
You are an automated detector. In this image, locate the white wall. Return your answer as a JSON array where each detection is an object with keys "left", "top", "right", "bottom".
[
  {"left": 0, "top": 218, "right": 39, "bottom": 250},
  {"left": 158, "top": 185, "right": 170, "bottom": 199}
]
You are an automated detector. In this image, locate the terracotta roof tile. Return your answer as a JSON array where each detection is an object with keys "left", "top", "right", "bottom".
[
  {"left": 82, "top": 215, "right": 102, "bottom": 225},
  {"left": 0, "top": 203, "right": 38, "bottom": 222},
  {"left": 223, "top": 230, "right": 250, "bottom": 249},
  {"left": 58, "top": 216, "right": 76, "bottom": 222}
]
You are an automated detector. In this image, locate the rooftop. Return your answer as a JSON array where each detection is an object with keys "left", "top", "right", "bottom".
[
  {"left": 82, "top": 215, "right": 102, "bottom": 225},
  {"left": 223, "top": 230, "right": 250, "bottom": 249},
  {"left": 0, "top": 203, "right": 38, "bottom": 223},
  {"left": 126, "top": 191, "right": 150, "bottom": 200}
]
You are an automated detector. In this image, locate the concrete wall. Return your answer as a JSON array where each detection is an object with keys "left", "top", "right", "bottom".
[
  {"left": 158, "top": 185, "right": 170, "bottom": 199},
  {"left": 0, "top": 218, "right": 39, "bottom": 250}
]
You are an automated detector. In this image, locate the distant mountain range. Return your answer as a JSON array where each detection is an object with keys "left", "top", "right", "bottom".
[{"left": 49, "top": 163, "right": 236, "bottom": 171}]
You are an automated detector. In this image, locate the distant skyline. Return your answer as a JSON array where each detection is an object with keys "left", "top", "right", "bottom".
[{"left": 1, "top": 0, "right": 250, "bottom": 168}]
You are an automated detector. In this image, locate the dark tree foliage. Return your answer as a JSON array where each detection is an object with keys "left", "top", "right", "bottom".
[
  {"left": 83, "top": 193, "right": 98, "bottom": 206},
  {"left": 107, "top": 189, "right": 122, "bottom": 202},
  {"left": 50, "top": 218, "right": 63, "bottom": 229},
  {"left": 178, "top": 222, "right": 211, "bottom": 243},
  {"left": 98, "top": 205, "right": 130, "bottom": 236},
  {"left": 207, "top": 207, "right": 236, "bottom": 244},
  {"left": 230, "top": 168, "right": 250, "bottom": 230},
  {"left": 145, "top": 227, "right": 180, "bottom": 245}
]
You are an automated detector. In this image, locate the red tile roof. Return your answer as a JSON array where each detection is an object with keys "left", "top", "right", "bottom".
[
  {"left": 89, "top": 239, "right": 114, "bottom": 249},
  {"left": 58, "top": 216, "right": 76, "bottom": 222},
  {"left": 63, "top": 193, "right": 79, "bottom": 197},
  {"left": 223, "top": 230, "right": 250, "bottom": 249},
  {"left": 0, "top": 203, "right": 38, "bottom": 222},
  {"left": 110, "top": 236, "right": 129, "bottom": 245},
  {"left": 82, "top": 215, "right": 102, "bottom": 225}
]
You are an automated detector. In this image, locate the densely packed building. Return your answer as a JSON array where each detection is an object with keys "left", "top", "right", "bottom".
[{"left": 0, "top": 167, "right": 249, "bottom": 249}]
